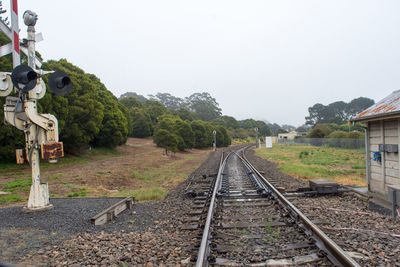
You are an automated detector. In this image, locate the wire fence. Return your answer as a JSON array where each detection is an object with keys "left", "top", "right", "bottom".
[{"left": 276, "top": 138, "right": 365, "bottom": 149}]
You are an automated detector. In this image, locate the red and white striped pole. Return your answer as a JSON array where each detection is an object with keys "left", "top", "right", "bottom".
[{"left": 11, "top": 0, "right": 20, "bottom": 67}]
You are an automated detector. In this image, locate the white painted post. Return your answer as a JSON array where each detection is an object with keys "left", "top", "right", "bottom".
[
  {"left": 10, "top": 0, "right": 20, "bottom": 67},
  {"left": 23, "top": 10, "right": 52, "bottom": 211}
]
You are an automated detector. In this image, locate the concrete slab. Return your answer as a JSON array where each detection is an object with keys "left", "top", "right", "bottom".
[{"left": 352, "top": 187, "right": 368, "bottom": 195}]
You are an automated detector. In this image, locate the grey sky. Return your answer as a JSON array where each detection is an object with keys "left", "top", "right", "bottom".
[{"left": 6, "top": 0, "right": 400, "bottom": 126}]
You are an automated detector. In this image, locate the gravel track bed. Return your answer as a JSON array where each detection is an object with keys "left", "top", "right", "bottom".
[
  {"left": 3, "top": 145, "right": 398, "bottom": 266},
  {"left": 1, "top": 150, "right": 222, "bottom": 266},
  {"left": 246, "top": 147, "right": 400, "bottom": 266}
]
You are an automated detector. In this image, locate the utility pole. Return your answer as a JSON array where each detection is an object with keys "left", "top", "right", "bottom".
[{"left": 0, "top": 10, "right": 72, "bottom": 211}]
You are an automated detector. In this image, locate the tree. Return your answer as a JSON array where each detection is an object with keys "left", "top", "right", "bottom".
[
  {"left": 327, "top": 130, "right": 347, "bottom": 139},
  {"left": 119, "top": 92, "right": 148, "bottom": 103},
  {"left": 281, "top": 124, "right": 296, "bottom": 132},
  {"left": 42, "top": 60, "right": 105, "bottom": 151},
  {"left": 149, "top": 92, "right": 184, "bottom": 111},
  {"left": 306, "top": 124, "right": 333, "bottom": 138},
  {"left": 174, "top": 108, "right": 194, "bottom": 121},
  {"left": 130, "top": 107, "right": 152, "bottom": 138},
  {"left": 120, "top": 96, "right": 143, "bottom": 109},
  {"left": 212, "top": 116, "right": 240, "bottom": 129},
  {"left": 217, "top": 126, "right": 231, "bottom": 147},
  {"left": 296, "top": 125, "right": 310, "bottom": 133},
  {"left": 305, "top": 103, "right": 327, "bottom": 126},
  {"left": 153, "top": 129, "right": 178, "bottom": 155},
  {"left": 144, "top": 100, "right": 167, "bottom": 127},
  {"left": 306, "top": 128, "right": 325, "bottom": 138},
  {"left": 185, "top": 92, "right": 222, "bottom": 121},
  {"left": 267, "top": 123, "right": 282, "bottom": 136},
  {"left": 348, "top": 97, "right": 374, "bottom": 117},
  {"left": 174, "top": 119, "right": 195, "bottom": 149},
  {"left": 305, "top": 97, "right": 375, "bottom": 126},
  {"left": 191, "top": 120, "right": 212, "bottom": 148},
  {"left": 214, "top": 127, "right": 225, "bottom": 147}
]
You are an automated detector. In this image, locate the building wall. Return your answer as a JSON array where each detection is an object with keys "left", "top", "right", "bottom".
[
  {"left": 278, "top": 131, "right": 298, "bottom": 140},
  {"left": 368, "top": 119, "right": 400, "bottom": 202}
]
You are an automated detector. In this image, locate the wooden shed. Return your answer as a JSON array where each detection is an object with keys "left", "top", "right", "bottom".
[{"left": 350, "top": 90, "right": 400, "bottom": 209}]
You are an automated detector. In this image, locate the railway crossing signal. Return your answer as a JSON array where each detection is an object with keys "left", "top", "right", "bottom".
[
  {"left": 0, "top": 9, "right": 72, "bottom": 211},
  {"left": 255, "top": 127, "right": 260, "bottom": 148},
  {"left": 213, "top": 130, "right": 217, "bottom": 151}
]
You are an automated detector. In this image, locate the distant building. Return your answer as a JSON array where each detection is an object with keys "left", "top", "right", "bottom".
[
  {"left": 350, "top": 90, "right": 400, "bottom": 210},
  {"left": 278, "top": 131, "right": 304, "bottom": 140}
]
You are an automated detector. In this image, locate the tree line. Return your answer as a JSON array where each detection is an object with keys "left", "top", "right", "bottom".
[{"left": 305, "top": 97, "right": 374, "bottom": 126}]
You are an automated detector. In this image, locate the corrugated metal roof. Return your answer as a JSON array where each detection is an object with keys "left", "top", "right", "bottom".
[{"left": 351, "top": 90, "right": 400, "bottom": 122}]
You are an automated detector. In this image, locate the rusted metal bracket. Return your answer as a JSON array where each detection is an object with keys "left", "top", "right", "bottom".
[{"left": 90, "top": 197, "right": 134, "bottom": 225}]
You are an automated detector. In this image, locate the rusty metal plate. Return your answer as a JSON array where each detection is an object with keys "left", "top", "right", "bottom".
[{"left": 41, "top": 142, "right": 64, "bottom": 160}]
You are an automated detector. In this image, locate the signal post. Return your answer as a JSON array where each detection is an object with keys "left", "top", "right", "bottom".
[{"left": 0, "top": 10, "right": 71, "bottom": 211}]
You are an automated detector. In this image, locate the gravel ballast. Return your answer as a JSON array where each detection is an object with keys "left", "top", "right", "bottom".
[{"left": 1, "top": 146, "right": 400, "bottom": 266}]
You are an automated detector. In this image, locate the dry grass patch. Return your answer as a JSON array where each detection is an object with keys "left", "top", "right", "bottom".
[{"left": 0, "top": 138, "right": 211, "bottom": 206}]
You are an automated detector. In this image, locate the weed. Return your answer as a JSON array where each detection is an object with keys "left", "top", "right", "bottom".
[
  {"left": 111, "top": 188, "right": 168, "bottom": 201},
  {"left": 64, "top": 183, "right": 74, "bottom": 189},
  {"left": 274, "top": 227, "right": 281, "bottom": 239},
  {"left": 65, "top": 192, "right": 79, "bottom": 197},
  {"left": 298, "top": 151, "right": 309, "bottom": 158},
  {"left": 265, "top": 216, "right": 273, "bottom": 234},
  {"left": 79, "top": 188, "right": 87, "bottom": 196},
  {"left": 50, "top": 173, "right": 62, "bottom": 180},
  {"left": 234, "top": 240, "right": 244, "bottom": 246},
  {"left": 239, "top": 228, "right": 249, "bottom": 235}
]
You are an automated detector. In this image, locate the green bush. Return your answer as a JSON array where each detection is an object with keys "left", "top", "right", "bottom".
[{"left": 153, "top": 129, "right": 178, "bottom": 154}]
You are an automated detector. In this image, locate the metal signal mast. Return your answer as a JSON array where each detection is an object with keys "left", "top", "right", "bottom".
[{"left": 0, "top": 6, "right": 72, "bottom": 211}]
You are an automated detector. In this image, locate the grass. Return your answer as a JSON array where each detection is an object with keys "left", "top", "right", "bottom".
[
  {"left": 0, "top": 163, "right": 28, "bottom": 172},
  {"left": 0, "top": 139, "right": 210, "bottom": 204},
  {"left": 255, "top": 144, "right": 366, "bottom": 186},
  {"left": 3, "top": 178, "right": 31, "bottom": 192},
  {"left": 64, "top": 187, "right": 87, "bottom": 197},
  {"left": 0, "top": 194, "right": 22, "bottom": 203},
  {"left": 0, "top": 147, "right": 122, "bottom": 173},
  {"left": 111, "top": 188, "right": 168, "bottom": 201}
]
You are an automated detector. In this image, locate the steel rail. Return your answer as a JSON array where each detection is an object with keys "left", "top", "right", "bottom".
[
  {"left": 195, "top": 151, "right": 228, "bottom": 267},
  {"left": 239, "top": 147, "right": 361, "bottom": 267}
]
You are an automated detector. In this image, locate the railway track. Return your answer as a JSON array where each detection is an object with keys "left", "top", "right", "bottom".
[{"left": 185, "top": 146, "right": 360, "bottom": 266}]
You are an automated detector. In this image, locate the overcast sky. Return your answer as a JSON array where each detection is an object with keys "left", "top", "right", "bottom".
[{"left": 5, "top": 0, "right": 400, "bottom": 126}]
